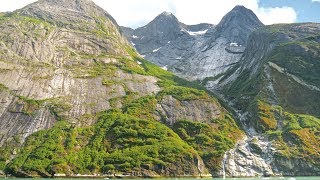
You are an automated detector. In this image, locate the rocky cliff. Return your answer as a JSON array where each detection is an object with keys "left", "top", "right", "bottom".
[
  {"left": 122, "top": 6, "right": 263, "bottom": 80},
  {"left": 0, "top": 0, "right": 243, "bottom": 177},
  {"left": 207, "top": 23, "right": 320, "bottom": 176}
]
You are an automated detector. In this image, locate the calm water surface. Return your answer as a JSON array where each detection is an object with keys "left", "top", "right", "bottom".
[{"left": 1, "top": 177, "right": 319, "bottom": 180}]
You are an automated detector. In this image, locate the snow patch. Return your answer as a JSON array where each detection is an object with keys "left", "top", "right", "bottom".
[
  {"left": 132, "top": 35, "right": 138, "bottom": 39},
  {"left": 161, "top": 65, "right": 168, "bottom": 71},
  {"left": 137, "top": 61, "right": 142, "bottom": 65},
  {"left": 230, "top": 42, "right": 239, "bottom": 47},
  {"left": 175, "top": 57, "right": 182, "bottom": 60},
  {"left": 187, "top": 29, "right": 208, "bottom": 36},
  {"left": 167, "top": 41, "right": 171, "bottom": 44},
  {"left": 153, "top": 47, "right": 161, "bottom": 52},
  {"left": 131, "top": 42, "right": 135, "bottom": 46}
]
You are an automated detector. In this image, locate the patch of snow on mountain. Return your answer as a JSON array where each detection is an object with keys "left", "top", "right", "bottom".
[
  {"left": 230, "top": 42, "right": 239, "bottom": 47},
  {"left": 161, "top": 65, "right": 168, "bottom": 71},
  {"left": 153, "top": 47, "right": 161, "bottom": 52},
  {"left": 187, "top": 29, "right": 208, "bottom": 36},
  {"left": 132, "top": 35, "right": 138, "bottom": 39}
]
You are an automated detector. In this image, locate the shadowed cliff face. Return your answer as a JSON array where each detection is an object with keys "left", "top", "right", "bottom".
[
  {"left": 0, "top": 0, "right": 243, "bottom": 177},
  {"left": 122, "top": 6, "right": 263, "bottom": 80}
]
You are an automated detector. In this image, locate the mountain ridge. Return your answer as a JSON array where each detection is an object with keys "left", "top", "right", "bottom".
[{"left": 122, "top": 5, "right": 263, "bottom": 80}]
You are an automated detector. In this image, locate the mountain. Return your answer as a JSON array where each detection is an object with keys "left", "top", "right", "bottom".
[
  {"left": 1, "top": 0, "right": 319, "bottom": 177},
  {"left": 206, "top": 23, "right": 320, "bottom": 176},
  {"left": 0, "top": 0, "right": 243, "bottom": 177},
  {"left": 212, "top": 5, "right": 264, "bottom": 45},
  {"left": 122, "top": 6, "right": 263, "bottom": 80},
  {"left": 122, "top": 5, "right": 320, "bottom": 177},
  {"left": 123, "top": 12, "right": 215, "bottom": 70}
]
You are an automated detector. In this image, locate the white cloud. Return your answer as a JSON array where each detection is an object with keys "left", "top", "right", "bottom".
[
  {"left": 0, "top": 0, "right": 37, "bottom": 12},
  {"left": 96, "top": 0, "right": 297, "bottom": 27},
  {"left": 256, "top": 7, "right": 297, "bottom": 25},
  {"left": 93, "top": 0, "right": 176, "bottom": 28},
  {"left": 0, "top": 0, "right": 297, "bottom": 28},
  {"left": 312, "top": 0, "right": 320, "bottom": 2}
]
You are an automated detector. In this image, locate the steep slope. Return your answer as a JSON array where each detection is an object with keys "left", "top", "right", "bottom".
[
  {"left": 209, "top": 23, "right": 320, "bottom": 176},
  {"left": 122, "top": 6, "right": 263, "bottom": 80},
  {"left": 0, "top": 0, "right": 243, "bottom": 177}
]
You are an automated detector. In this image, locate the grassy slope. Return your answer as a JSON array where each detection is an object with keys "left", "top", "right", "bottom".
[{"left": 259, "top": 101, "right": 320, "bottom": 167}]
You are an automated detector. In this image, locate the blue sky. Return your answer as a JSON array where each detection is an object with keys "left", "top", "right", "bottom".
[
  {"left": 0, "top": 0, "right": 319, "bottom": 28},
  {"left": 260, "top": 0, "right": 320, "bottom": 23}
]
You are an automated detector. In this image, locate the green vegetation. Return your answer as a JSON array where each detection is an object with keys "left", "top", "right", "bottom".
[
  {"left": 257, "top": 101, "right": 277, "bottom": 131},
  {"left": 270, "top": 40, "right": 320, "bottom": 88},
  {"left": 258, "top": 103, "right": 320, "bottom": 166},
  {"left": 157, "top": 86, "right": 208, "bottom": 101},
  {"left": 16, "top": 96, "right": 44, "bottom": 116},
  {"left": 0, "top": 13, "right": 53, "bottom": 40},
  {"left": 0, "top": 83, "right": 9, "bottom": 92},
  {"left": 123, "top": 96, "right": 157, "bottom": 120},
  {"left": 5, "top": 110, "right": 198, "bottom": 177},
  {"left": 173, "top": 115, "right": 243, "bottom": 172}
]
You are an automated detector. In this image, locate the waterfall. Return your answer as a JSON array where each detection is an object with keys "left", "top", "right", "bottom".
[{"left": 222, "top": 153, "right": 227, "bottom": 179}]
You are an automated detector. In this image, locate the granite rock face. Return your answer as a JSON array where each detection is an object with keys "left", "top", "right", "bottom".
[
  {"left": 0, "top": 0, "right": 161, "bottom": 144},
  {"left": 156, "top": 95, "right": 221, "bottom": 125},
  {"left": 221, "top": 135, "right": 275, "bottom": 177},
  {"left": 122, "top": 6, "right": 263, "bottom": 80}
]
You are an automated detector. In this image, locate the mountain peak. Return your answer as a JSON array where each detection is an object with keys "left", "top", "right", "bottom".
[
  {"left": 17, "top": 0, "right": 119, "bottom": 27},
  {"left": 220, "top": 5, "right": 263, "bottom": 26},
  {"left": 141, "top": 11, "right": 180, "bottom": 30},
  {"left": 27, "top": 0, "right": 95, "bottom": 12},
  {"left": 214, "top": 5, "right": 264, "bottom": 45},
  {"left": 231, "top": 5, "right": 248, "bottom": 11},
  {"left": 155, "top": 11, "right": 178, "bottom": 22},
  {"left": 160, "top": 11, "right": 174, "bottom": 16}
]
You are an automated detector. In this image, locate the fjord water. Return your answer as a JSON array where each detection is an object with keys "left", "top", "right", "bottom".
[{"left": 1, "top": 178, "right": 319, "bottom": 180}]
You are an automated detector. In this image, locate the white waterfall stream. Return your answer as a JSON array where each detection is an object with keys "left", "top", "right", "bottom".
[
  {"left": 206, "top": 84, "right": 276, "bottom": 177},
  {"left": 222, "top": 153, "right": 227, "bottom": 179}
]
